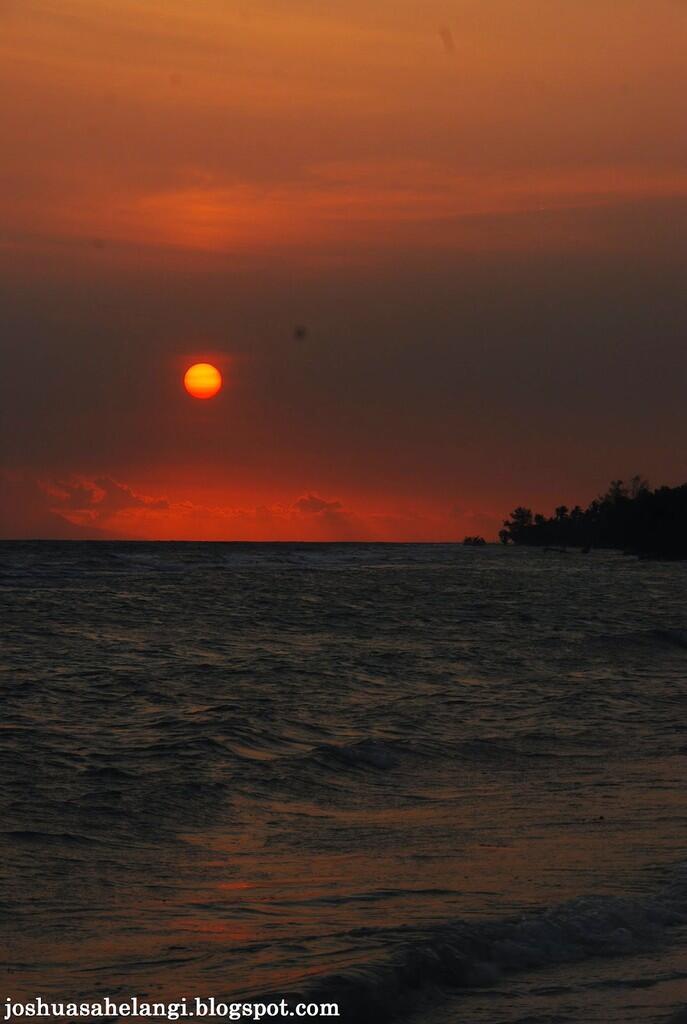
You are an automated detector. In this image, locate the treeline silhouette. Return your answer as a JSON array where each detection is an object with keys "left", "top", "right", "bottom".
[{"left": 500, "top": 477, "right": 687, "bottom": 559}]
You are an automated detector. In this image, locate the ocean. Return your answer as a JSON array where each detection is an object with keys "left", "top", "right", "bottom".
[{"left": 1, "top": 541, "right": 686, "bottom": 1022}]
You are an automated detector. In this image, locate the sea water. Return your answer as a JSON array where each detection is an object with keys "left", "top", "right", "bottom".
[{"left": 1, "top": 542, "right": 686, "bottom": 1022}]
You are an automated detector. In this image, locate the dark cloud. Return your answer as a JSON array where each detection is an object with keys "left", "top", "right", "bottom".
[
  {"left": 294, "top": 493, "right": 343, "bottom": 514},
  {"left": 51, "top": 479, "right": 98, "bottom": 510},
  {"left": 438, "top": 26, "right": 456, "bottom": 56},
  {"left": 0, "top": 472, "right": 108, "bottom": 539},
  {"left": 292, "top": 493, "right": 369, "bottom": 540},
  {"left": 92, "top": 477, "right": 169, "bottom": 512},
  {"left": 45, "top": 476, "right": 169, "bottom": 522}
]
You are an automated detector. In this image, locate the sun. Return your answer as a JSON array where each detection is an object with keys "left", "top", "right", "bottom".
[{"left": 184, "top": 363, "right": 222, "bottom": 399}]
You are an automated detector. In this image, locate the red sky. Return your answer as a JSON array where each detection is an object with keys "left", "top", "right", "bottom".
[{"left": 1, "top": 0, "right": 687, "bottom": 540}]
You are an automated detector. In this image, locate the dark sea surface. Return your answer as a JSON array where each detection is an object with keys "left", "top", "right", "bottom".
[{"left": 1, "top": 541, "right": 686, "bottom": 1022}]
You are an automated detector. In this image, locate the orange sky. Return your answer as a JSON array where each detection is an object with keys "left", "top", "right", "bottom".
[{"left": 2, "top": 1, "right": 687, "bottom": 539}]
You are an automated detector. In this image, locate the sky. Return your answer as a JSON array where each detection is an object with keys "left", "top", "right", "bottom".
[{"left": 1, "top": 0, "right": 686, "bottom": 540}]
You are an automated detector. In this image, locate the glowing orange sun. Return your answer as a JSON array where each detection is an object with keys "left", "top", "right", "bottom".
[{"left": 184, "top": 363, "right": 222, "bottom": 399}]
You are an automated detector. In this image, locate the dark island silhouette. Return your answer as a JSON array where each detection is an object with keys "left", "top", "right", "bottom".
[{"left": 499, "top": 477, "right": 687, "bottom": 560}]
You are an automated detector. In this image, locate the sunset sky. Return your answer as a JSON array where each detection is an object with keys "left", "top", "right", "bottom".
[{"left": 2, "top": 0, "right": 686, "bottom": 540}]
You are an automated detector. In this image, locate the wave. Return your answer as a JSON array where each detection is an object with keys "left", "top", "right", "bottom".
[
  {"left": 0, "top": 829, "right": 104, "bottom": 846},
  {"left": 284, "top": 730, "right": 608, "bottom": 788},
  {"left": 305, "top": 733, "right": 603, "bottom": 777},
  {"left": 313, "top": 739, "right": 401, "bottom": 771},
  {"left": 650, "top": 628, "right": 687, "bottom": 650},
  {"left": 286, "top": 864, "right": 687, "bottom": 1023},
  {"left": 591, "top": 627, "right": 687, "bottom": 653}
]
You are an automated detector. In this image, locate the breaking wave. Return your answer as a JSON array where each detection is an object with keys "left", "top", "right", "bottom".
[{"left": 292, "top": 864, "right": 687, "bottom": 1022}]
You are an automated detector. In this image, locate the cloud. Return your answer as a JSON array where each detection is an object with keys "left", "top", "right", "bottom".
[
  {"left": 2, "top": 471, "right": 504, "bottom": 541},
  {"left": 292, "top": 492, "right": 365, "bottom": 539},
  {"left": 294, "top": 493, "right": 343, "bottom": 514},
  {"left": 35, "top": 477, "right": 359, "bottom": 539},
  {"left": 0, "top": 471, "right": 109, "bottom": 539},
  {"left": 93, "top": 477, "right": 169, "bottom": 512},
  {"left": 47, "top": 478, "right": 97, "bottom": 510},
  {"left": 42, "top": 475, "right": 169, "bottom": 523}
]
